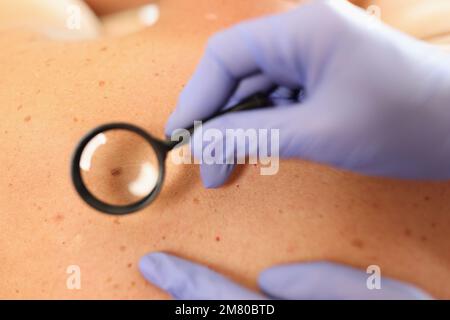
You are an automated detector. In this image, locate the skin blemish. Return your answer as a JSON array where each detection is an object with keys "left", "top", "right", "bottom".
[
  {"left": 278, "top": 209, "right": 283, "bottom": 214},
  {"left": 431, "top": 222, "right": 437, "bottom": 229},
  {"left": 100, "top": 46, "right": 108, "bottom": 52},
  {"left": 161, "top": 235, "right": 166, "bottom": 240},
  {"left": 24, "top": 115, "right": 31, "bottom": 122},
  {"left": 351, "top": 238, "right": 364, "bottom": 249},
  {"left": 119, "top": 245, "right": 126, "bottom": 252},
  {"left": 113, "top": 218, "right": 121, "bottom": 225},
  {"left": 193, "top": 197, "right": 200, "bottom": 205},
  {"left": 52, "top": 213, "right": 64, "bottom": 223},
  {"left": 113, "top": 284, "right": 120, "bottom": 289},
  {"left": 17, "top": 105, "right": 23, "bottom": 111},
  {"left": 106, "top": 277, "right": 112, "bottom": 283},
  {"left": 130, "top": 281, "right": 136, "bottom": 287},
  {"left": 110, "top": 167, "right": 122, "bottom": 176},
  {"left": 215, "top": 236, "right": 221, "bottom": 242},
  {"left": 127, "top": 263, "right": 132, "bottom": 268},
  {"left": 424, "top": 196, "right": 431, "bottom": 201},
  {"left": 404, "top": 228, "right": 412, "bottom": 237},
  {"left": 236, "top": 184, "right": 239, "bottom": 188},
  {"left": 98, "top": 80, "right": 106, "bottom": 87},
  {"left": 286, "top": 244, "right": 297, "bottom": 254},
  {"left": 154, "top": 72, "right": 159, "bottom": 77},
  {"left": 420, "top": 235, "right": 428, "bottom": 242},
  {"left": 73, "top": 117, "right": 78, "bottom": 123}
]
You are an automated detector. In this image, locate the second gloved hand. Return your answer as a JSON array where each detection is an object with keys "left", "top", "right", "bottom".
[
  {"left": 139, "top": 252, "right": 431, "bottom": 300},
  {"left": 165, "top": 0, "right": 450, "bottom": 188}
]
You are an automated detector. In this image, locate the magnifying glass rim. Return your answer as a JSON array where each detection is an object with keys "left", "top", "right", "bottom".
[{"left": 71, "top": 122, "right": 167, "bottom": 215}]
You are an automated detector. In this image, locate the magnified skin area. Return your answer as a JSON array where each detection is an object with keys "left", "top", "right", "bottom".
[
  {"left": 80, "top": 130, "right": 160, "bottom": 206},
  {"left": 1, "top": 0, "right": 450, "bottom": 299}
]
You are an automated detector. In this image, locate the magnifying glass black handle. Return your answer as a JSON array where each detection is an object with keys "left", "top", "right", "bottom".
[{"left": 164, "top": 92, "right": 273, "bottom": 150}]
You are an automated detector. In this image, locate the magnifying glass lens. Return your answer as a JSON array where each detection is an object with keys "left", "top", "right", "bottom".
[{"left": 79, "top": 129, "right": 161, "bottom": 206}]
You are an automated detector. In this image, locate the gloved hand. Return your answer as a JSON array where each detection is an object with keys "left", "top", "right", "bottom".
[
  {"left": 139, "top": 252, "right": 431, "bottom": 299},
  {"left": 165, "top": 0, "right": 450, "bottom": 188}
]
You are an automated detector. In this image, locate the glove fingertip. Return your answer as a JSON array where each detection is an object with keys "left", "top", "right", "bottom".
[
  {"left": 200, "top": 163, "right": 235, "bottom": 188},
  {"left": 164, "top": 113, "right": 182, "bottom": 137}
]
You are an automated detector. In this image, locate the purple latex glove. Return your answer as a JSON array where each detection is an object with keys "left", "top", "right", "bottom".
[
  {"left": 165, "top": 0, "right": 450, "bottom": 188},
  {"left": 139, "top": 252, "right": 431, "bottom": 300}
]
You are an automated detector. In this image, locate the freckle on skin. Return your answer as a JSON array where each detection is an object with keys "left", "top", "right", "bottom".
[
  {"left": 193, "top": 198, "right": 200, "bottom": 204},
  {"left": 278, "top": 209, "right": 283, "bottom": 214},
  {"left": 161, "top": 235, "right": 166, "bottom": 240},
  {"left": 106, "top": 277, "right": 112, "bottom": 283},
  {"left": 120, "top": 245, "right": 126, "bottom": 252},
  {"left": 351, "top": 238, "right": 364, "bottom": 249},
  {"left": 424, "top": 196, "right": 431, "bottom": 201},
  {"left": 98, "top": 80, "right": 106, "bottom": 87},
  {"left": 404, "top": 228, "right": 412, "bottom": 237},
  {"left": 127, "top": 263, "right": 132, "bottom": 268},
  {"left": 113, "top": 284, "right": 120, "bottom": 289},
  {"left": 215, "top": 236, "right": 221, "bottom": 242},
  {"left": 73, "top": 117, "right": 78, "bottom": 122},
  {"left": 420, "top": 235, "right": 428, "bottom": 242},
  {"left": 236, "top": 184, "right": 239, "bottom": 188},
  {"left": 24, "top": 115, "right": 31, "bottom": 122},
  {"left": 100, "top": 46, "right": 108, "bottom": 51},
  {"left": 431, "top": 222, "right": 437, "bottom": 228},
  {"left": 52, "top": 213, "right": 64, "bottom": 223},
  {"left": 130, "top": 281, "right": 136, "bottom": 287},
  {"left": 113, "top": 218, "right": 121, "bottom": 225},
  {"left": 17, "top": 105, "right": 22, "bottom": 111},
  {"left": 286, "top": 244, "right": 297, "bottom": 253}
]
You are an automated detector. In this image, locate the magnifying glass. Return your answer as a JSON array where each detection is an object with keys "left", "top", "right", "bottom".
[{"left": 71, "top": 92, "right": 273, "bottom": 215}]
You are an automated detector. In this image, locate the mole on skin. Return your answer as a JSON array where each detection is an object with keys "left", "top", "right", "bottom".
[{"left": 110, "top": 167, "right": 122, "bottom": 176}]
